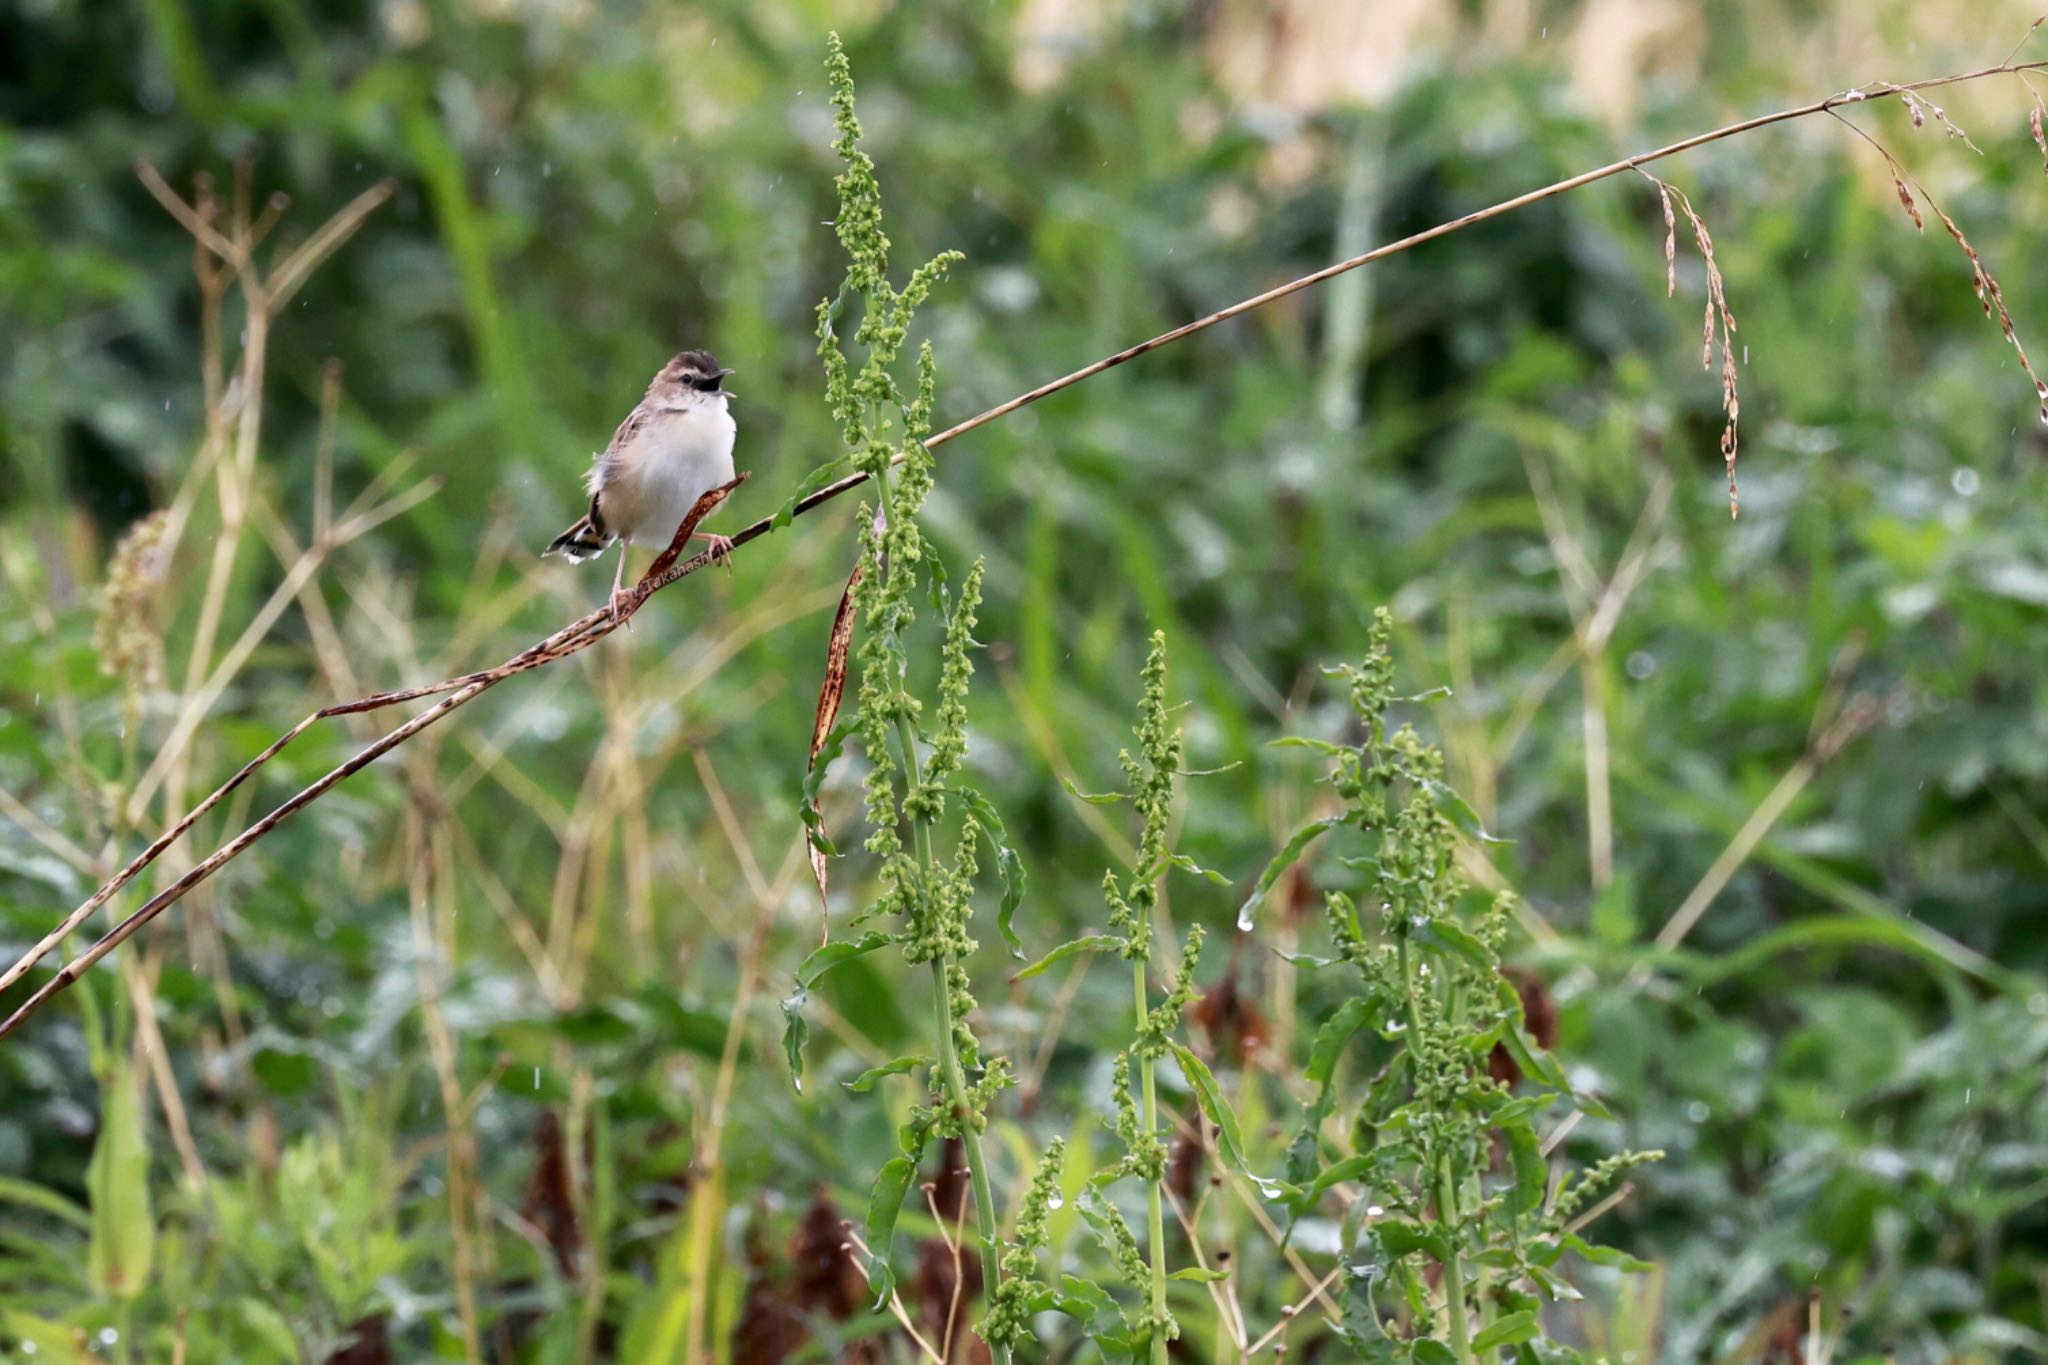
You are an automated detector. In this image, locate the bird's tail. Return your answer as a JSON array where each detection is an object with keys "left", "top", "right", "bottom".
[{"left": 544, "top": 515, "right": 610, "bottom": 563}]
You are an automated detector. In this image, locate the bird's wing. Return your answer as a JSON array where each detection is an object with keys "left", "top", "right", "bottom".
[
  {"left": 588, "top": 404, "right": 650, "bottom": 494},
  {"left": 605, "top": 404, "right": 650, "bottom": 456}
]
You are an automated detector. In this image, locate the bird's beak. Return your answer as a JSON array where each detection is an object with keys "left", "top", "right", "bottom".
[{"left": 716, "top": 368, "right": 737, "bottom": 397}]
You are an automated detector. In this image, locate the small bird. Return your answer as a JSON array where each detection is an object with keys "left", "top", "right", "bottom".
[{"left": 545, "top": 349, "right": 740, "bottom": 620}]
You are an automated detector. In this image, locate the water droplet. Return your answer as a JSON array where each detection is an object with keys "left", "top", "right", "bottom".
[
  {"left": 98, "top": 1329, "right": 119, "bottom": 1347},
  {"left": 1626, "top": 650, "right": 1658, "bottom": 680},
  {"left": 533, "top": 1067, "right": 541, "bottom": 1090},
  {"left": 1951, "top": 467, "right": 1980, "bottom": 497},
  {"left": 1047, "top": 1193, "right": 1064, "bottom": 1210},
  {"left": 1365, "top": 1204, "right": 1385, "bottom": 1217}
]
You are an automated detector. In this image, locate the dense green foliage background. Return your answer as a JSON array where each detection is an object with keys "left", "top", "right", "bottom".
[{"left": 3, "top": 1, "right": 2047, "bottom": 1360}]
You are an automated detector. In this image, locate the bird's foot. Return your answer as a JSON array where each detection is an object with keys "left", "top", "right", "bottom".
[
  {"left": 609, "top": 586, "right": 637, "bottom": 630},
  {"left": 698, "top": 532, "right": 736, "bottom": 574}
]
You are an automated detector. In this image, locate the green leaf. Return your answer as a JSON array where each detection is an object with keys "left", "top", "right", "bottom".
[
  {"left": 1269, "top": 735, "right": 1348, "bottom": 755},
  {"left": 1166, "top": 852, "right": 1231, "bottom": 886},
  {"left": 794, "top": 930, "right": 896, "bottom": 989},
  {"left": 1558, "top": 1232, "right": 1653, "bottom": 1272},
  {"left": 864, "top": 1156, "right": 918, "bottom": 1307},
  {"left": 1421, "top": 776, "right": 1512, "bottom": 845},
  {"left": 955, "top": 787, "right": 1027, "bottom": 958},
  {"left": 1168, "top": 1265, "right": 1231, "bottom": 1282},
  {"left": 784, "top": 930, "right": 900, "bottom": 1083},
  {"left": 1307, "top": 997, "right": 1372, "bottom": 1087},
  {"left": 1507, "top": 1121, "right": 1547, "bottom": 1220},
  {"left": 0, "top": 1177, "right": 90, "bottom": 1229},
  {"left": 1281, "top": 1152, "right": 1384, "bottom": 1214},
  {"left": 1412, "top": 1339, "right": 1460, "bottom": 1365},
  {"left": 1374, "top": 1218, "right": 1450, "bottom": 1263},
  {"left": 1059, "top": 775, "right": 1126, "bottom": 804},
  {"left": 1414, "top": 918, "right": 1495, "bottom": 972},
  {"left": 1237, "top": 816, "right": 1343, "bottom": 930},
  {"left": 1474, "top": 1311, "right": 1542, "bottom": 1350},
  {"left": 1170, "top": 1043, "right": 1254, "bottom": 1180},
  {"left": 1013, "top": 934, "right": 1120, "bottom": 982},
  {"left": 1274, "top": 949, "right": 1339, "bottom": 969},
  {"left": 843, "top": 1056, "right": 931, "bottom": 1092},
  {"left": 779, "top": 987, "right": 811, "bottom": 1092},
  {"left": 773, "top": 455, "right": 855, "bottom": 530},
  {"left": 1038, "top": 1274, "right": 1121, "bottom": 1331}
]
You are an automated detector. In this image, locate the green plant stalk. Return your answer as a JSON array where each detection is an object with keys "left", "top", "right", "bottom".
[
  {"left": 901, "top": 724, "right": 1006, "bottom": 1364},
  {"left": 1133, "top": 958, "right": 1170, "bottom": 1365},
  {"left": 873, "top": 455, "right": 1008, "bottom": 1365},
  {"left": 1398, "top": 937, "right": 1474, "bottom": 1364}
]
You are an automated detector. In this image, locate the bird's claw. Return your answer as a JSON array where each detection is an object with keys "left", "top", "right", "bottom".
[
  {"left": 703, "top": 533, "right": 735, "bottom": 575},
  {"left": 609, "top": 587, "right": 636, "bottom": 630}
]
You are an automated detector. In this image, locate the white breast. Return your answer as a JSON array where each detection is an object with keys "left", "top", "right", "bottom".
[{"left": 597, "top": 399, "right": 737, "bottom": 547}]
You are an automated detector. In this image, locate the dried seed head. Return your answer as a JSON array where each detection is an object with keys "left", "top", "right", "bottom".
[
  {"left": 1658, "top": 182, "right": 1677, "bottom": 297},
  {"left": 1936, "top": 208, "right": 2048, "bottom": 422},
  {"left": 93, "top": 509, "right": 171, "bottom": 702},
  {"left": 1893, "top": 177, "right": 1924, "bottom": 232},
  {"left": 2029, "top": 99, "right": 2046, "bottom": 175}
]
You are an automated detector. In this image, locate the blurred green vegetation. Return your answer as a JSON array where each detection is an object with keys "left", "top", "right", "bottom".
[{"left": 3, "top": 0, "right": 2048, "bottom": 1361}]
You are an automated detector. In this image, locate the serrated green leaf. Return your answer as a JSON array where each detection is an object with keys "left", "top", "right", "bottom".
[
  {"left": 1559, "top": 1232, "right": 1653, "bottom": 1272},
  {"left": 1170, "top": 1043, "right": 1252, "bottom": 1178},
  {"left": 1374, "top": 1218, "right": 1450, "bottom": 1263}
]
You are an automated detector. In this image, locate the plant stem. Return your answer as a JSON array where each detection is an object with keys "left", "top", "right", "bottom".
[
  {"left": 1134, "top": 959, "right": 1170, "bottom": 1365},
  {"left": 929, "top": 950, "right": 1007, "bottom": 1365},
  {"left": 1436, "top": 1160, "right": 1475, "bottom": 1365},
  {"left": 900, "top": 711, "right": 1008, "bottom": 1362},
  {"left": 871, "top": 450, "right": 1007, "bottom": 1361},
  {"left": 1398, "top": 937, "right": 1474, "bottom": 1364}
]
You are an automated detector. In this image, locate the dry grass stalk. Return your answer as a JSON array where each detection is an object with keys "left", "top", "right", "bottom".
[
  {"left": 1637, "top": 171, "right": 1741, "bottom": 516},
  {"left": 6, "top": 49, "right": 2048, "bottom": 1039},
  {"left": 1934, "top": 209, "right": 2048, "bottom": 423}
]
